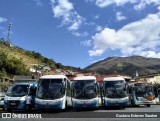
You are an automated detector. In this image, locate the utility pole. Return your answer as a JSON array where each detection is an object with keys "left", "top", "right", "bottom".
[{"left": 6, "top": 23, "right": 12, "bottom": 44}]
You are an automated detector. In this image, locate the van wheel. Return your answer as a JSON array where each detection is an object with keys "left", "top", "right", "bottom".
[
  {"left": 7, "top": 108, "right": 12, "bottom": 112},
  {"left": 146, "top": 104, "right": 150, "bottom": 107}
]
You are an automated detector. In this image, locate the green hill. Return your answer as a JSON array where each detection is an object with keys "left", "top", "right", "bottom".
[{"left": 0, "top": 38, "right": 80, "bottom": 78}]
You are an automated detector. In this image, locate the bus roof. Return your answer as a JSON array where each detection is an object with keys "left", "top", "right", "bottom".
[
  {"left": 103, "top": 77, "right": 125, "bottom": 81},
  {"left": 74, "top": 76, "right": 96, "bottom": 80},
  {"left": 40, "top": 75, "right": 67, "bottom": 79}
]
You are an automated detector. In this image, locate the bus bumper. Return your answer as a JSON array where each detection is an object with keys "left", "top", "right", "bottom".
[
  {"left": 35, "top": 98, "right": 64, "bottom": 110},
  {"left": 72, "top": 98, "right": 99, "bottom": 109},
  {"left": 35, "top": 102, "right": 62, "bottom": 110},
  {"left": 104, "top": 97, "right": 129, "bottom": 107},
  {"left": 134, "top": 100, "right": 156, "bottom": 105}
]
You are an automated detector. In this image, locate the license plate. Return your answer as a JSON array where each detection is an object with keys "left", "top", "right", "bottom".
[{"left": 10, "top": 103, "right": 16, "bottom": 105}]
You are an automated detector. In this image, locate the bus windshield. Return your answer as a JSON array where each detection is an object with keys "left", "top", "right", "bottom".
[
  {"left": 73, "top": 80, "right": 97, "bottom": 99},
  {"left": 6, "top": 85, "right": 29, "bottom": 97},
  {"left": 37, "top": 79, "right": 65, "bottom": 99},
  {"left": 134, "top": 83, "right": 154, "bottom": 97},
  {"left": 104, "top": 80, "right": 128, "bottom": 98}
]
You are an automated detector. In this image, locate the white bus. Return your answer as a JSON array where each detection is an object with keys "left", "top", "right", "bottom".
[
  {"left": 130, "top": 82, "right": 156, "bottom": 107},
  {"left": 35, "top": 75, "right": 70, "bottom": 110},
  {"left": 102, "top": 77, "right": 129, "bottom": 108},
  {"left": 71, "top": 76, "right": 100, "bottom": 109}
]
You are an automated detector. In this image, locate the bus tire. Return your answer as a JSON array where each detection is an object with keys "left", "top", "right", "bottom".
[
  {"left": 131, "top": 99, "right": 134, "bottom": 107},
  {"left": 146, "top": 104, "right": 150, "bottom": 107},
  {"left": 121, "top": 106, "right": 125, "bottom": 109},
  {"left": 65, "top": 101, "right": 67, "bottom": 110}
]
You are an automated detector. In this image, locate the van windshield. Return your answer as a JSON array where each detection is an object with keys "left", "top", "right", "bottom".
[{"left": 6, "top": 85, "right": 29, "bottom": 97}]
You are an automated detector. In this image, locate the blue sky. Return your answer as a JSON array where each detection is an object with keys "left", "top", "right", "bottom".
[{"left": 0, "top": 0, "right": 160, "bottom": 68}]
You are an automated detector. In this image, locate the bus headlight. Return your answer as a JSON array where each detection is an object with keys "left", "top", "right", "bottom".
[{"left": 146, "top": 96, "right": 155, "bottom": 101}]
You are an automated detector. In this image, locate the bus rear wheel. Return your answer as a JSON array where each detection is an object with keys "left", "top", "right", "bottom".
[
  {"left": 65, "top": 101, "right": 67, "bottom": 109},
  {"left": 121, "top": 106, "right": 126, "bottom": 109}
]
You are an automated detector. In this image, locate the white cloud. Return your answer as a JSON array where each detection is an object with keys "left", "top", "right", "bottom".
[
  {"left": 82, "top": 39, "right": 92, "bottom": 46},
  {"left": 134, "top": 0, "right": 160, "bottom": 11},
  {"left": 50, "top": 0, "right": 84, "bottom": 32},
  {"left": 85, "top": 0, "right": 95, "bottom": 3},
  {"left": 87, "top": 13, "right": 160, "bottom": 57},
  {"left": 134, "top": 1, "right": 146, "bottom": 11},
  {"left": 68, "top": 19, "right": 81, "bottom": 31},
  {"left": 94, "top": 0, "right": 160, "bottom": 11},
  {"left": 88, "top": 49, "right": 105, "bottom": 56},
  {"left": 0, "top": 17, "right": 7, "bottom": 23},
  {"left": 95, "top": 0, "right": 136, "bottom": 8},
  {"left": 140, "top": 51, "right": 160, "bottom": 58},
  {"left": 34, "top": 0, "right": 42, "bottom": 6},
  {"left": 116, "top": 12, "right": 126, "bottom": 21},
  {"left": 96, "top": 25, "right": 103, "bottom": 31},
  {"left": 72, "top": 31, "right": 89, "bottom": 37}
]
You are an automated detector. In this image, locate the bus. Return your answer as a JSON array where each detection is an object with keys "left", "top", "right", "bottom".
[
  {"left": 71, "top": 76, "right": 100, "bottom": 109},
  {"left": 101, "top": 77, "right": 129, "bottom": 108},
  {"left": 4, "top": 81, "right": 37, "bottom": 112},
  {"left": 129, "top": 82, "right": 156, "bottom": 107},
  {"left": 35, "top": 75, "right": 70, "bottom": 110},
  {"left": 157, "top": 88, "right": 160, "bottom": 102}
]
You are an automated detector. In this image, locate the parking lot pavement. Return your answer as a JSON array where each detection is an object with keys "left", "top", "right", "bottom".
[{"left": 0, "top": 105, "right": 160, "bottom": 121}]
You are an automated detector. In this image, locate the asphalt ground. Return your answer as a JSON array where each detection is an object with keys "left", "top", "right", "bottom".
[{"left": 0, "top": 105, "right": 160, "bottom": 121}]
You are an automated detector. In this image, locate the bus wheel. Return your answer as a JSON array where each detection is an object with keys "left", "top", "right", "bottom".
[
  {"left": 65, "top": 101, "right": 67, "bottom": 109},
  {"left": 130, "top": 99, "right": 134, "bottom": 107},
  {"left": 121, "top": 106, "right": 125, "bottom": 109},
  {"left": 146, "top": 104, "right": 150, "bottom": 107}
]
